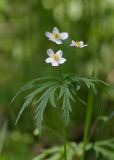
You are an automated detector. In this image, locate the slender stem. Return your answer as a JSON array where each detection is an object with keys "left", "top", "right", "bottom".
[
  {"left": 63, "top": 125, "right": 67, "bottom": 160},
  {"left": 81, "top": 88, "right": 94, "bottom": 160}
]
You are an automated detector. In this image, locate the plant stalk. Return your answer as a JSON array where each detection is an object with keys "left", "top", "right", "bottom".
[
  {"left": 63, "top": 125, "right": 67, "bottom": 160},
  {"left": 81, "top": 88, "right": 94, "bottom": 160}
]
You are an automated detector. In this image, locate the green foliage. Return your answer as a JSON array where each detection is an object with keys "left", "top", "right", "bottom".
[
  {"left": 0, "top": 130, "right": 34, "bottom": 160},
  {"left": 12, "top": 74, "right": 109, "bottom": 133},
  {"left": 0, "top": 121, "right": 7, "bottom": 155},
  {"left": 0, "top": 0, "right": 114, "bottom": 159},
  {"left": 33, "top": 139, "right": 114, "bottom": 160},
  {"left": 94, "top": 139, "right": 114, "bottom": 159}
]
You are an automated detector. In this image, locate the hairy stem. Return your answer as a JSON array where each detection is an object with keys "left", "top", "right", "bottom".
[{"left": 81, "top": 88, "right": 94, "bottom": 160}]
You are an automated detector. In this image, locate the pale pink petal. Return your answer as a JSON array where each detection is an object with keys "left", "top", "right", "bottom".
[
  {"left": 52, "top": 61, "right": 59, "bottom": 66},
  {"left": 54, "top": 39, "right": 62, "bottom": 44},
  {"left": 45, "top": 32, "right": 52, "bottom": 38},
  {"left": 70, "top": 40, "right": 76, "bottom": 46},
  {"left": 47, "top": 49, "right": 54, "bottom": 57},
  {"left": 56, "top": 50, "right": 63, "bottom": 57},
  {"left": 60, "top": 32, "right": 69, "bottom": 40},
  {"left": 48, "top": 37, "right": 62, "bottom": 44},
  {"left": 80, "top": 41, "right": 84, "bottom": 46},
  {"left": 45, "top": 57, "right": 53, "bottom": 63},
  {"left": 80, "top": 44, "right": 88, "bottom": 48},
  {"left": 53, "top": 27, "right": 59, "bottom": 33},
  {"left": 58, "top": 58, "right": 66, "bottom": 64}
]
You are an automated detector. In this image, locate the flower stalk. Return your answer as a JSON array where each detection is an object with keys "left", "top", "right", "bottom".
[
  {"left": 81, "top": 87, "right": 94, "bottom": 160},
  {"left": 63, "top": 125, "right": 67, "bottom": 160}
]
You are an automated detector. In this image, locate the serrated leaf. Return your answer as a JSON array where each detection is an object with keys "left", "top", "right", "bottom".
[
  {"left": 11, "top": 77, "right": 58, "bottom": 104},
  {"left": 92, "top": 79, "right": 110, "bottom": 87},
  {"left": 76, "top": 96, "right": 87, "bottom": 106},
  {"left": 83, "top": 79, "right": 91, "bottom": 88},
  {"left": 76, "top": 81, "right": 81, "bottom": 91},
  {"left": 34, "top": 85, "right": 58, "bottom": 107},
  {"left": 49, "top": 87, "right": 58, "bottom": 108},
  {"left": 58, "top": 85, "right": 64, "bottom": 100},
  {"left": 15, "top": 82, "right": 56, "bottom": 125},
  {"left": 25, "top": 81, "right": 56, "bottom": 99},
  {"left": 62, "top": 94, "right": 72, "bottom": 126},
  {"left": 11, "top": 81, "right": 35, "bottom": 104},
  {"left": 90, "top": 82, "right": 97, "bottom": 95},
  {"left": 15, "top": 96, "right": 33, "bottom": 125},
  {"left": 64, "top": 86, "right": 75, "bottom": 102},
  {"left": 35, "top": 97, "right": 49, "bottom": 133},
  {"left": 34, "top": 86, "right": 58, "bottom": 133}
]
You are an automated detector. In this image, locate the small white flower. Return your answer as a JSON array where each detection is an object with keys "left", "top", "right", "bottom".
[
  {"left": 45, "top": 27, "right": 69, "bottom": 44},
  {"left": 70, "top": 40, "right": 87, "bottom": 48},
  {"left": 45, "top": 49, "right": 66, "bottom": 66}
]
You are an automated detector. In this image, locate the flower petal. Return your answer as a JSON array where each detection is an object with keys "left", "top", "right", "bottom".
[
  {"left": 58, "top": 58, "right": 66, "bottom": 64},
  {"left": 52, "top": 61, "right": 59, "bottom": 66},
  {"left": 53, "top": 27, "right": 59, "bottom": 33},
  {"left": 56, "top": 50, "right": 63, "bottom": 57},
  {"left": 60, "top": 32, "right": 69, "bottom": 40},
  {"left": 45, "top": 32, "right": 52, "bottom": 38},
  {"left": 47, "top": 49, "right": 54, "bottom": 57},
  {"left": 45, "top": 57, "right": 53, "bottom": 63},
  {"left": 80, "top": 41, "right": 84, "bottom": 46},
  {"left": 54, "top": 39, "right": 62, "bottom": 44},
  {"left": 70, "top": 40, "right": 76, "bottom": 46},
  {"left": 80, "top": 44, "right": 88, "bottom": 48},
  {"left": 48, "top": 37, "right": 62, "bottom": 44}
]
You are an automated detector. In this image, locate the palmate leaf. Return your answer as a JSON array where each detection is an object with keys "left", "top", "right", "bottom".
[
  {"left": 34, "top": 85, "right": 60, "bottom": 132},
  {"left": 11, "top": 77, "right": 58, "bottom": 104},
  {"left": 13, "top": 74, "right": 110, "bottom": 133},
  {"left": 15, "top": 81, "right": 59, "bottom": 126},
  {"left": 65, "top": 74, "right": 110, "bottom": 95},
  {"left": 49, "top": 87, "right": 58, "bottom": 108},
  {"left": 61, "top": 85, "right": 74, "bottom": 126}
]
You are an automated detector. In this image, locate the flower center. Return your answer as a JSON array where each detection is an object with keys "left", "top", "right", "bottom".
[
  {"left": 52, "top": 53, "right": 59, "bottom": 61},
  {"left": 76, "top": 41, "right": 80, "bottom": 47},
  {"left": 52, "top": 32, "right": 61, "bottom": 39}
]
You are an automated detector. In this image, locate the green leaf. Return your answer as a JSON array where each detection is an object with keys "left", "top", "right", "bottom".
[
  {"left": 0, "top": 121, "right": 7, "bottom": 155},
  {"left": 94, "top": 139, "right": 114, "bottom": 159},
  {"left": 35, "top": 97, "right": 49, "bottom": 133},
  {"left": 62, "top": 85, "right": 72, "bottom": 126},
  {"left": 76, "top": 96, "right": 87, "bottom": 106},
  {"left": 76, "top": 80, "right": 81, "bottom": 91},
  {"left": 11, "top": 77, "right": 58, "bottom": 103},
  {"left": 15, "top": 82, "right": 57, "bottom": 125},
  {"left": 11, "top": 80, "right": 35, "bottom": 104},
  {"left": 25, "top": 81, "right": 56, "bottom": 99},
  {"left": 15, "top": 96, "right": 34, "bottom": 125},
  {"left": 64, "top": 86, "right": 75, "bottom": 102},
  {"left": 49, "top": 87, "right": 58, "bottom": 108},
  {"left": 58, "top": 85, "right": 64, "bottom": 100},
  {"left": 34, "top": 86, "right": 58, "bottom": 132}
]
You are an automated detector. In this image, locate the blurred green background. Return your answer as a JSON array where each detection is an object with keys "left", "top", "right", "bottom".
[{"left": 0, "top": 0, "right": 114, "bottom": 159}]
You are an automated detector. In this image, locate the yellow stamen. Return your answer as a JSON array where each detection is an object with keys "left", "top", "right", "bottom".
[
  {"left": 52, "top": 53, "right": 59, "bottom": 61},
  {"left": 76, "top": 41, "right": 80, "bottom": 47},
  {"left": 52, "top": 32, "right": 61, "bottom": 39}
]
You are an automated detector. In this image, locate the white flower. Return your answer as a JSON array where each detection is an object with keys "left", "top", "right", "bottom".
[
  {"left": 70, "top": 40, "right": 87, "bottom": 48},
  {"left": 45, "top": 49, "right": 66, "bottom": 66},
  {"left": 45, "top": 27, "right": 69, "bottom": 44}
]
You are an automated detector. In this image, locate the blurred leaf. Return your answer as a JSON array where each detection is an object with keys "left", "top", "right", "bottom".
[{"left": 0, "top": 121, "right": 7, "bottom": 155}]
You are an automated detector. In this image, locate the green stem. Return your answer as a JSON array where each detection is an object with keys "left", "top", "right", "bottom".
[
  {"left": 63, "top": 125, "right": 67, "bottom": 160},
  {"left": 81, "top": 88, "right": 94, "bottom": 160}
]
